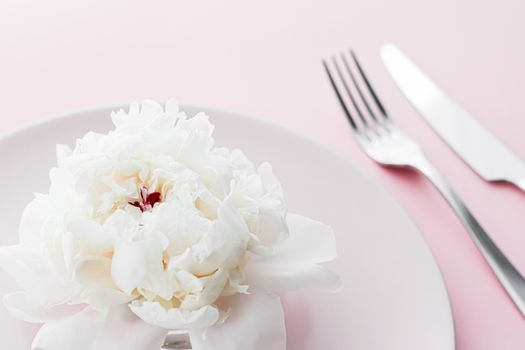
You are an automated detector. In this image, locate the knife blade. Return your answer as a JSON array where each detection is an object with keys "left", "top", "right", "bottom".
[{"left": 380, "top": 44, "right": 525, "bottom": 191}]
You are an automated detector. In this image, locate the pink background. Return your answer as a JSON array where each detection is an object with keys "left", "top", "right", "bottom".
[{"left": 1, "top": 0, "right": 524, "bottom": 349}]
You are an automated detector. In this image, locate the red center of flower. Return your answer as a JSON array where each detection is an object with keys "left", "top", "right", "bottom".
[{"left": 130, "top": 187, "right": 162, "bottom": 212}]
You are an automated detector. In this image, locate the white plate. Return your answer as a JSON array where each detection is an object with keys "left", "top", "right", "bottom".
[{"left": 0, "top": 106, "right": 454, "bottom": 349}]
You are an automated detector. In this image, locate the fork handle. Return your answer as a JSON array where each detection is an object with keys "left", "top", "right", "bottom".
[{"left": 415, "top": 160, "right": 525, "bottom": 316}]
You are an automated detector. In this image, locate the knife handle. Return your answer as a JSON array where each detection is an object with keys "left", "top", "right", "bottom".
[{"left": 415, "top": 160, "right": 525, "bottom": 315}]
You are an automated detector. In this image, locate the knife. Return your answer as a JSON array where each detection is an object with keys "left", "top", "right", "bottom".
[{"left": 380, "top": 44, "right": 525, "bottom": 191}]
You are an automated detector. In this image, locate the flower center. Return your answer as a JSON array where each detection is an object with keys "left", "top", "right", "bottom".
[{"left": 130, "top": 186, "right": 162, "bottom": 212}]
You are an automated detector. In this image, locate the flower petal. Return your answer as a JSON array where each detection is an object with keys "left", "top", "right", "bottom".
[
  {"left": 165, "top": 98, "right": 180, "bottom": 117},
  {"left": 189, "top": 290, "right": 286, "bottom": 350},
  {"left": 72, "top": 255, "right": 133, "bottom": 308},
  {"left": 170, "top": 202, "right": 249, "bottom": 276},
  {"left": 103, "top": 209, "right": 137, "bottom": 240},
  {"left": 66, "top": 220, "right": 114, "bottom": 255},
  {"left": 112, "top": 236, "right": 171, "bottom": 299},
  {"left": 0, "top": 245, "right": 77, "bottom": 307},
  {"left": 92, "top": 304, "right": 167, "bottom": 350},
  {"left": 19, "top": 195, "right": 54, "bottom": 248},
  {"left": 256, "top": 206, "right": 288, "bottom": 247},
  {"left": 31, "top": 307, "right": 106, "bottom": 350},
  {"left": 245, "top": 214, "right": 342, "bottom": 292},
  {"left": 179, "top": 268, "right": 228, "bottom": 310},
  {"left": 3, "top": 292, "right": 81, "bottom": 323},
  {"left": 268, "top": 213, "right": 337, "bottom": 264},
  {"left": 111, "top": 244, "right": 147, "bottom": 295},
  {"left": 73, "top": 255, "right": 114, "bottom": 288},
  {"left": 129, "top": 300, "right": 219, "bottom": 330}
]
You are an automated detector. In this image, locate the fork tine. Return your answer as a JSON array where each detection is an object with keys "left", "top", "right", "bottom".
[
  {"left": 322, "top": 59, "right": 357, "bottom": 130},
  {"left": 331, "top": 56, "right": 369, "bottom": 127},
  {"left": 341, "top": 52, "right": 379, "bottom": 123},
  {"left": 350, "top": 50, "right": 389, "bottom": 119}
]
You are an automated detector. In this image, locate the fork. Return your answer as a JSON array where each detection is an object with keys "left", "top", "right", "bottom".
[{"left": 323, "top": 50, "right": 525, "bottom": 318}]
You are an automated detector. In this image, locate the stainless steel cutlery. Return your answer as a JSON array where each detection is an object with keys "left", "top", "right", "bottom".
[
  {"left": 323, "top": 49, "right": 525, "bottom": 318},
  {"left": 381, "top": 44, "right": 525, "bottom": 191}
]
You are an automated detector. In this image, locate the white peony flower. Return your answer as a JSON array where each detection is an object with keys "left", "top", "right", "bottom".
[{"left": 0, "top": 99, "right": 341, "bottom": 350}]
